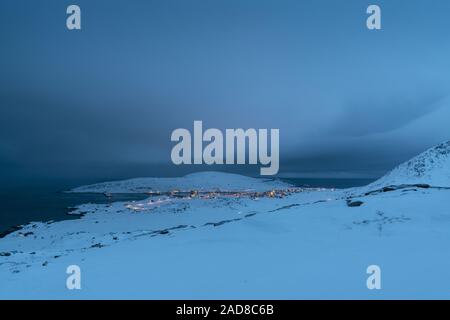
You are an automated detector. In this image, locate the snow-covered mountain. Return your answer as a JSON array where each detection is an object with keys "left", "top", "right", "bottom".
[
  {"left": 369, "top": 141, "right": 450, "bottom": 189},
  {"left": 71, "top": 171, "right": 291, "bottom": 193}
]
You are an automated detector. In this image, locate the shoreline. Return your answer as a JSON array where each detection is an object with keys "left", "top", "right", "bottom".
[{"left": 0, "top": 178, "right": 375, "bottom": 237}]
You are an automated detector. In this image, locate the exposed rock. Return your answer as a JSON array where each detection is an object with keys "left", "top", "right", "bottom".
[{"left": 347, "top": 200, "right": 364, "bottom": 207}]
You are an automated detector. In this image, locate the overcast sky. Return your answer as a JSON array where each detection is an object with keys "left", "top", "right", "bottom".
[{"left": 1, "top": 0, "right": 450, "bottom": 184}]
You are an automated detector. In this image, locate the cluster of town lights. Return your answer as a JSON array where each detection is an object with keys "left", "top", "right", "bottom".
[{"left": 123, "top": 187, "right": 332, "bottom": 212}]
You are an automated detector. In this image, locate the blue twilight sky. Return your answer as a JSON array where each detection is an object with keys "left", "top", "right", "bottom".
[{"left": 1, "top": 0, "right": 450, "bottom": 183}]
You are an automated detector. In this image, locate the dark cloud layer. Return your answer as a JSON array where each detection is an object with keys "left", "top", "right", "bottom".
[{"left": 1, "top": 0, "right": 450, "bottom": 185}]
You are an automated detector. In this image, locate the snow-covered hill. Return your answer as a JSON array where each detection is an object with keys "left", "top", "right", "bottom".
[
  {"left": 369, "top": 141, "right": 450, "bottom": 189},
  {"left": 70, "top": 171, "right": 291, "bottom": 193},
  {"left": 1, "top": 143, "right": 450, "bottom": 299}
]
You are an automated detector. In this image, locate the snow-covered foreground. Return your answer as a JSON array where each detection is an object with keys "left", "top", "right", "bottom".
[{"left": 1, "top": 142, "right": 450, "bottom": 299}]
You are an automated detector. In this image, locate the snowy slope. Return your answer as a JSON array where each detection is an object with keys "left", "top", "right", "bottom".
[
  {"left": 368, "top": 141, "right": 450, "bottom": 189},
  {"left": 1, "top": 184, "right": 450, "bottom": 299},
  {"left": 70, "top": 171, "right": 291, "bottom": 193},
  {"left": 1, "top": 143, "right": 450, "bottom": 299}
]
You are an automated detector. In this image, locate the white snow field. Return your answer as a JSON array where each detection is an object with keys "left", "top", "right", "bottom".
[{"left": 1, "top": 142, "right": 450, "bottom": 299}]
